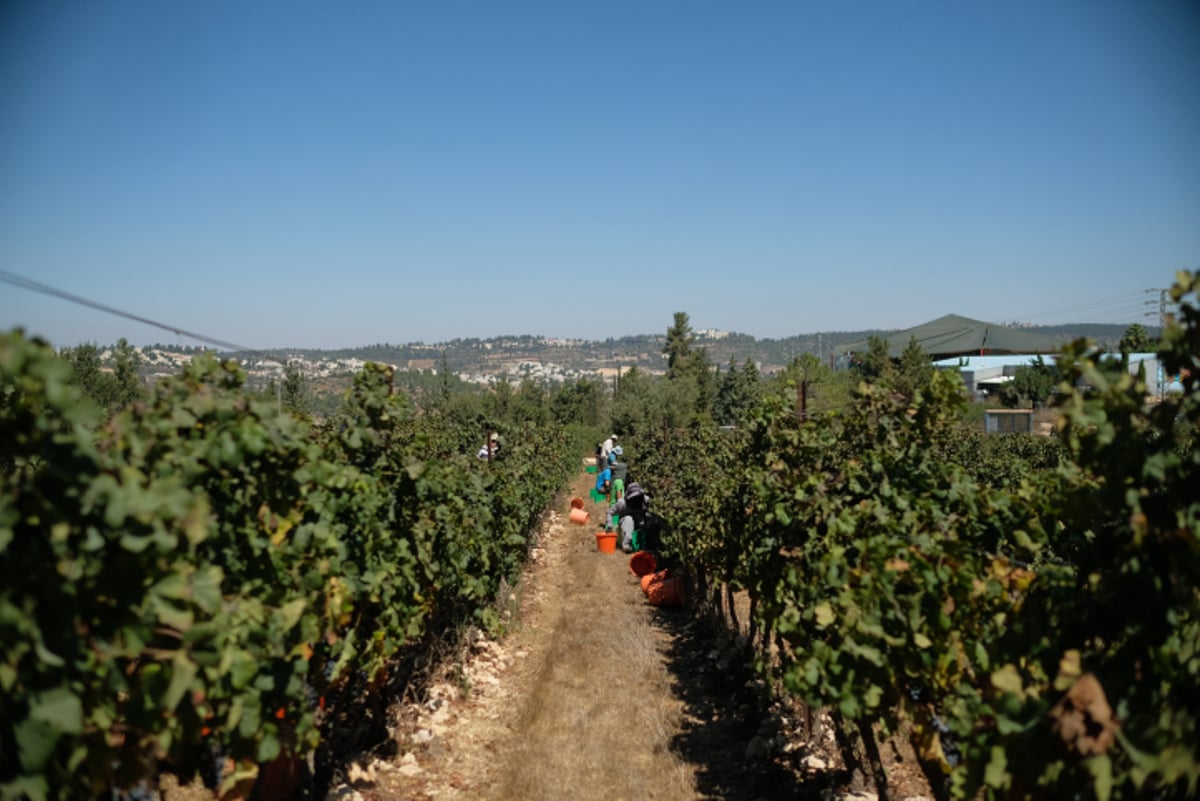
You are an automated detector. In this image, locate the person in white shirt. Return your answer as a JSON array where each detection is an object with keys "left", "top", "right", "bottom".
[
  {"left": 600, "top": 434, "right": 617, "bottom": 466},
  {"left": 477, "top": 432, "right": 500, "bottom": 460}
]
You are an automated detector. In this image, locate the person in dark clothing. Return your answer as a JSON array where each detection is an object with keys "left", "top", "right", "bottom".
[{"left": 606, "top": 481, "right": 659, "bottom": 553}]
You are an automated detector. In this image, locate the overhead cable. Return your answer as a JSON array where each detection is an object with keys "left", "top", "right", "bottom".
[
  {"left": 1003, "top": 289, "right": 1163, "bottom": 325},
  {"left": 0, "top": 269, "right": 290, "bottom": 365}
]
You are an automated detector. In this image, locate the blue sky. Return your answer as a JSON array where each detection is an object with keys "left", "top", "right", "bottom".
[{"left": 2, "top": 1, "right": 1197, "bottom": 349}]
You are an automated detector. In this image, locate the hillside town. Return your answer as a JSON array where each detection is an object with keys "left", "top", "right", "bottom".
[
  {"left": 114, "top": 332, "right": 696, "bottom": 387},
  {"left": 105, "top": 317, "right": 1147, "bottom": 393}
]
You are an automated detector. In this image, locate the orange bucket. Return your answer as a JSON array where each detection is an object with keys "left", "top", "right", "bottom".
[
  {"left": 569, "top": 507, "right": 589, "bottom": 525},
  {"left": 629, "top": 551, "right": 657, "bottom": 577},
  {"left": 595, "top": 531, "right": 617, "bottom": 553},
  {"left": 569, "top": 497, "right": 585, "bottom": 510},
  {"left": 643, "top": 568, "right": 670, "bottom": 591},
  {"left": 645, "top": 570, "right": 685, "bottom": 607}
]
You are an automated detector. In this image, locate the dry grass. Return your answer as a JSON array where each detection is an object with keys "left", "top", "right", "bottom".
[{"left": 484, "top": 488, "right": 696, "bottom": 801}]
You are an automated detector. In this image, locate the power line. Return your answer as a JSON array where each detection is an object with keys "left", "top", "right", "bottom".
[
  {"left": 0, "top": 269, "right": 290, "bottom": 366},
  {"left": 1001, "top": 290, "right": 1159, "bottom": 325}
]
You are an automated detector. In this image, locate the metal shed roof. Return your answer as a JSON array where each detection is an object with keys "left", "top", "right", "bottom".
[{"left": 837, "top": 314, "right": 1063, "bottom": 360}]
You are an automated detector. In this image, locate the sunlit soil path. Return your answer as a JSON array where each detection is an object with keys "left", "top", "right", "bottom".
[
  {"left": 370, "top": 467, "right": 698, "bottom": 800},
  {"left": 332, "top": 466, "right": 931, "bottom": 801}
]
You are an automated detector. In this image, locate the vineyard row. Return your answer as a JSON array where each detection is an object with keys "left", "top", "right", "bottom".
[
  {"left": 1, "top": 338, "right": 579, "bottom": 800},
  {"left": 636, "top": 273, "right": 1200, "bottom": 801}
]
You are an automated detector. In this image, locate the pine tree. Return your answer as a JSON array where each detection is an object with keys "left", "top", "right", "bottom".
[
  {"left": 853, "top": 335, "right": 894, "bottom": 384},
  {"left": 663, "top": 312, "right": 696, "bottom": 377},
  {"left": 714, "top": 357, "right": 762, "bottom": 427},
  {"left": 281, "top": 359, "right": 310, "bottom": 417},
  {"left": 894, "top": 337, "right": 934, "bottom": 398}
]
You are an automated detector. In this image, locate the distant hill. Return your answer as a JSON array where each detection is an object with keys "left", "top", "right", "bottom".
[
  {"left": 122, "top": 321, "right": 1156, "bottom": 393},
  {"left": 258, "top": 322, "right": 1152, "bottom": 379}
]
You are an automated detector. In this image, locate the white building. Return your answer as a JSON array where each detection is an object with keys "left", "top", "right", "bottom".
[{"left": 935, "top": 353, "right": 1165, "bottom": 397}]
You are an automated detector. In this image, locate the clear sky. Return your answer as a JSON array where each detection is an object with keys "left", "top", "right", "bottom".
[{"left": 2, "top": 1, "right": 1197, "bottom": 349}]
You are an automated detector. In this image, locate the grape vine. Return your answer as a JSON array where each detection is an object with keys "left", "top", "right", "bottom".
[
  {"left": 637, "top": 273, "right": 1200, "bottom": 800},
  {"left": 0, "top": 338, "right": 577, "bottom": 800}
]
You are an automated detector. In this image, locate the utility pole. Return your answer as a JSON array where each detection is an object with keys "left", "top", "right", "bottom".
[
  {"left": 1158, "top": 287, "right": 1168, "bottom": 399},
  {"left": 1147, "top": 288, "right": 1166, "bottom": 398},
  {"left": 1146, "top": 288, "right": 1167, "bottom": 398}
]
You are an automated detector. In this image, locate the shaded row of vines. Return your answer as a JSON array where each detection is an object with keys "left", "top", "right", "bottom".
[{"left": 638, "top": 273, "right": 1199, "bottom": 800}]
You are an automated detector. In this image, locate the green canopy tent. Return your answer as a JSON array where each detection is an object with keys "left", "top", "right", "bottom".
[{"left": 836, "top": 313, "right": 1062, "bottom": 361}]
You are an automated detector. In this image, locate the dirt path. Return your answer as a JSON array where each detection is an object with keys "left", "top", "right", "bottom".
[{"left": 334, "top": 467, "right": 931, "bottom": 801}]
